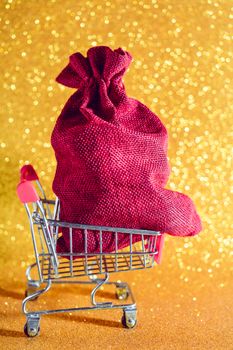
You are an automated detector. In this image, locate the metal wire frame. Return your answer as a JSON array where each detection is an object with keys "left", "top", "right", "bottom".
[
  {"left": 18, "top": 168, "right": 163, "bottom": 335},
  {"left": 25, "top": 198, "right": 161, "bottom": 283}
]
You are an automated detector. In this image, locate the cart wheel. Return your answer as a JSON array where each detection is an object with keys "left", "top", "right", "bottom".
[
  {"left": 116, "top": 285, "right": 129, "bottom": 301},
  {"left": 121, "top": 309, "right": 137, "bottom": 329},
  {"left": 25, "top": 289, "right": 39, "bottom": 301},
  {"left": 24, "top": 322, "right": 40, "bottom": 337}
]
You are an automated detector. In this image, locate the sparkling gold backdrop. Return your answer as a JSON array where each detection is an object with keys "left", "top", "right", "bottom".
[{"left": 0, "top": 0, "right": 232, "bottom": 349}]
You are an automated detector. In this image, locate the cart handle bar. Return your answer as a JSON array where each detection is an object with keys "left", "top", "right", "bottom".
[
  {"left": 17, "top": 165, "right": 40, "bottom": 203},
  {"left": 17, "top": 180, "right": 40, "bottom": 203}
]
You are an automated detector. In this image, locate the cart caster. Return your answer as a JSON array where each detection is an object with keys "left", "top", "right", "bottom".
[
  {"left": 24, "top": 316, "right": 40, "bottom": 337},
  {"left": 116, "top": 284, "right": 129, "bottom": 300},
  {"left": 122, "top": 309, "right": 137, "bottom": 329}
]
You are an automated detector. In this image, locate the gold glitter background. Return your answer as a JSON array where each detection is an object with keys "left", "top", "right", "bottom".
[{"left": 0, "top": 0, "right": 232, "bottom": 349}]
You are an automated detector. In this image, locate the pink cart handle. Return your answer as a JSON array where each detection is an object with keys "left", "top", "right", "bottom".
[
  {"left": 20, "top": 164, "right": 39, "bottom": 182},
  {"left": 154, "top": 234, "right": 165, "bottom": 264},
  {"left": 17, "top": 180, "right": 40, "bottom": 204}
]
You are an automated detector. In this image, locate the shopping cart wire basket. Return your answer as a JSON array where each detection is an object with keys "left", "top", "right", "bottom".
[{"left": 16, "top": 164, "right": 165, "bottom": 337}]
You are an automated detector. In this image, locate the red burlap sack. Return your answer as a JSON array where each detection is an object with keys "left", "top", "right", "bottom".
[{"left": 51, "top": 46, "right": 202, "bottom": 256}]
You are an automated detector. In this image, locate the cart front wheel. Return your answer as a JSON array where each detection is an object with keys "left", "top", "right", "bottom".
[
  {"left": 24, "top": 323, "right": 40, "bottom": 337},
  {"left": 122, "top": 309, "right": 137, "bottom": 329},
  {"left": 24, "top": 316, "right": 41, "bottom": 337}
]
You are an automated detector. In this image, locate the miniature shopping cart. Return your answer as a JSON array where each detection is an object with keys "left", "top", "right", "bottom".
[{"left": 16, "top": 164, "right": 165, "bottom": 337}]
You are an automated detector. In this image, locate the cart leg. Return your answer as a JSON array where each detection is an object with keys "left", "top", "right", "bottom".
[
  {"left": 122, "top": 307, "right": 137, "bottom": 329},
  {"left": 90, "top": 273, "right": 113, "bottom": 307},
  {"left": 22, "top": 280, "right": 51, "bottom": 318},
  {"left": 25, "top": 280, "right": 41, "bottom": 301},
  {"left": 24, "top": 314, "right": 41, "bottom": 337}
]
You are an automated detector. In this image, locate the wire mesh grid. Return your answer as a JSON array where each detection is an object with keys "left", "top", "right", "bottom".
[
  {"left": 39, "top": 239, "right": 158, "bottom": 281},
  {"left": 28, "top": 199, "right": 161, "bottom": 282}
]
